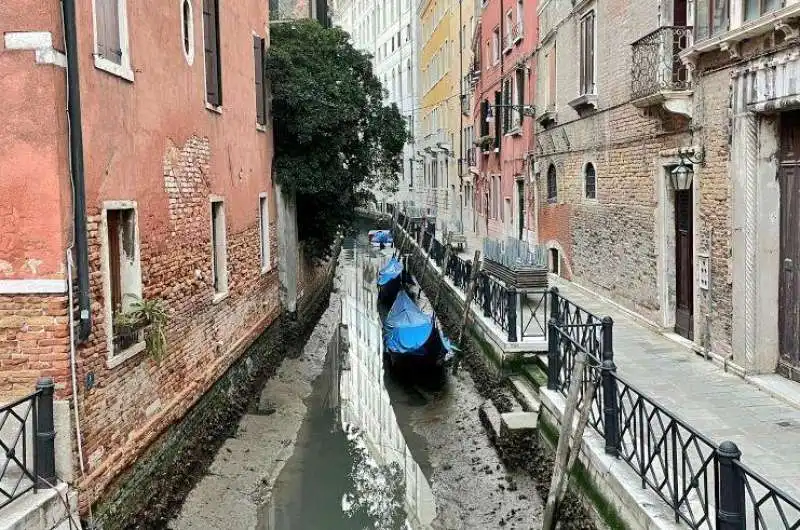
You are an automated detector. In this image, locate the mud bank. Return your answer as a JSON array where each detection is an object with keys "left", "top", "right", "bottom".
[
  {"left": 89, "top": 245, "right": 340, "bottom": 530},
  {"left": 169, "top": 278, "right": 344, "bottom": 529}
]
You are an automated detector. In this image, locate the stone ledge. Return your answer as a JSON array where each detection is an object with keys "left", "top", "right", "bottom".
[{"left": 539, "top": 388, "right": 684, "bottom": 530}]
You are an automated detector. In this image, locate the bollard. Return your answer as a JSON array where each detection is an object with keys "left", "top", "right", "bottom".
[
  {"left": 507, "top": 287, "right": 518, "bottom": 342},
  {"left": 717, "top": 441, "right": 746, "bottom": 530},
  {"left": 547, "top": 318, "right": 560, "bottom": 390},
  {"left": 35, "top": 377, "right": 57, "bottom": 490},
  {"left": 601, "top": 316, "right": 619, "bottom": 457}
]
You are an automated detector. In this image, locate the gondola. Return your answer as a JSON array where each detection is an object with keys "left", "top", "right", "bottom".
[
  {"left": 368, "top": 229, "right": 393, "bottom": 249},
  {"left": 381, "top": 290, "right": 455, "bottom": 373},
  {"left": 376, "top": 255, "right": 405, "bottom": 307}
]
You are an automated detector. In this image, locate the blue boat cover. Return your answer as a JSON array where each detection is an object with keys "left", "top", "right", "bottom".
[
  {"left": 374, "top": 230, "right": 392, "bottom": 244},
  {"left": 383, "top": 291, "right": 435, "bottom": 355},
  {"left": 377, "top": 256, "right": 403, "bottom": 286}
]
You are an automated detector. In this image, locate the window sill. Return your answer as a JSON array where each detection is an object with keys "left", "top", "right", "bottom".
[
  {"left": 212, "top": 291, "right": 230, "bottom": 304},
  {"left": 537, "top": 109, "right": 557, "bottom": 128},
  {"left": 94, "top": 56, "right": 134, "bottom": 82},
  {"left": 546, "top": 198, "right": 558, "bottom": 205},
  {"left": 261, "top": 265, "right": 272, "bottom": 275},
  {"left": 514, "top": 35, "right": 523, "bottom": 45},
  {"left": 256, "top": 123, "right": 268, "bottom": 132},
  {"left": 206, "top": 102, "right": 223, "bottom": 114},
  {"left": 505, "top": 127, "right": 523, "bottom": 136},
  {"left": 681, "top": 3, "right": 800, "bottom": 62},
  {"left": 503, "top": 45, "right": 513, "bottom": 55},
  {"left": 107, "top": 341, "right": 146, "bottom": 369},
  {"left": 568, "top": 93, "right": 598, "bottom": 112}
]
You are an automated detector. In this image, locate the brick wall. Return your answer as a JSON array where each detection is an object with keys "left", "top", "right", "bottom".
[
  {"left": 72, "top": 136, "right": 283, "bottom": 510},
  {"left": 0, "top": 294, "right": 70, "bottom": 399}
]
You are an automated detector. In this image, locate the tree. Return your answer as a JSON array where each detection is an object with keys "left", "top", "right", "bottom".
[{"left": 266, "top": 20, "right": 407, "bottom": 260}]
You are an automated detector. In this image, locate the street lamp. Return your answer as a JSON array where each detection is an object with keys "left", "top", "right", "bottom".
[{"left": 669, "top": 148, "right": 704, "bottom": 191}]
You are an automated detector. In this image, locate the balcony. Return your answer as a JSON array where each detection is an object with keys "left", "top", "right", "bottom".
[
  {"left": 631, "top": 26, "right": 693, "bottom": 118},
  {"left": 504, "top": 22, "right": 523, "bottom": 51}
]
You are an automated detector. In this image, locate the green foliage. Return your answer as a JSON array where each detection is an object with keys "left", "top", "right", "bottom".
[
  {"left": 121, "top": 295, "right": 169, "bottom": 361},
  {"left": 266, "top": 20, "right": 407, "bottom": 260}
]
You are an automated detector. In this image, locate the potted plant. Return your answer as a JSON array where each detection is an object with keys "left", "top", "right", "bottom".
[
  {"left": 113, "top": 295, "right": 169, "bottom": 361},
  {"left": 475, "top": 135, "right": 493, "bottom": 150}
]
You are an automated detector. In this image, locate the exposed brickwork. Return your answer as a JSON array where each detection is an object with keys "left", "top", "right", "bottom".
[
  {"left": 0, "top": 294, "right": 70, "bottom": 399},
  {"left": 71, "top": 136, "right": 285, "bottom": 511}
]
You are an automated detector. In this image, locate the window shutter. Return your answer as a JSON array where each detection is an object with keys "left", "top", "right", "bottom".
[
  {"left": 586, "top": 13, "right": 595, "bottom": 94},
  {"left": 548, "top": 47, "right": 556, "bottom": 107},
  {"left": 494, "top": 91, "right": 501, "bottom": 148},
  {"left": 96, "top": 0, "right": 108, "bottom": 58},
  {"left": 204, "top": 0, "right": 221, "bottom": 106},
  {"left": 254, "top": 36, "right": 265, "bottom": 125},
  {"left": 106, "top": 0, "right": 122, "bottom": 64}
]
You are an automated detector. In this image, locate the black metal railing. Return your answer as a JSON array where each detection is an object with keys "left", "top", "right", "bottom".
[
  {"left": 445, "top": 254, "right": 472, "bottom": 292},
  {"left": 631, "top": 26, "right": 693, "bottom": 101},
  {"left": 519, "top": 290, "right": 549, "bottom": 339},
  {"left": 544, "top": 284, "right": 800, "bottom": 530},
  {"left": 0, "top": 378, "right": 57, "bottom": 509}
]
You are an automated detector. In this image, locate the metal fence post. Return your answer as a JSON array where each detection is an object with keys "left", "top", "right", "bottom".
[
  {"left": 35, "top": 377, "right": 56, "bottom": 490},
  {"left": 482, "top": 274, "right": 491, "bottom": 317},
  {"left": 717, "top": 441, "right": 746, "bottom": 530},
  {"left": 549, "top": 286, "right": 560, "bottom": 325},
  {"left": 601, "top": 316, "right": 619, "bottom": 457},
  {"left": 507, "top": 286, "right": 517, "bottom": 342},
  {"left": 547, "top": 318, "right": 559, "bottom": 390}
]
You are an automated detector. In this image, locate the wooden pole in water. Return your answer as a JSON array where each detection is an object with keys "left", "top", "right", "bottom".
[
  {"left": 452, "top": 249, "right": 482, "bottom": 375},
  {"left": 554, "top": 374, "right": 598, "bottom": 507},
  {"left": 542, "top": 349, "right": 587, "bottom": 530},
  {"left": 432, "top": 243, "right": 452, "bottom": 312}
]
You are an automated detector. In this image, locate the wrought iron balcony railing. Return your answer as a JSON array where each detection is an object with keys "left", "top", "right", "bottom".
[
  {"left": 631, "top": 26, "right": 693, "bottom": 101},
  {"left": 504, "top": 22, "right": 523, "bottom": 50}
]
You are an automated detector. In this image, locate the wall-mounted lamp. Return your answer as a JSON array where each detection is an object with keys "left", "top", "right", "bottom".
[{"left": 669, "top": 148, "right": 704, "bottom": 191}]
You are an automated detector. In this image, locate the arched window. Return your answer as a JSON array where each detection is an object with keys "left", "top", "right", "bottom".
[
  {"left": 547, "top": 164, "right": 557, "bottom": 202},
  {"left": 584, "top": 162, "right": 596, "bottom": 199},
  {"left": 181, "top": 0, "right": 194, "bottom": 65}
]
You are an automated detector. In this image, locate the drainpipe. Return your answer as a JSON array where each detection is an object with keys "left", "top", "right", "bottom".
[{"left": 63, "top": 0, "right": 92, "bottom": 342}]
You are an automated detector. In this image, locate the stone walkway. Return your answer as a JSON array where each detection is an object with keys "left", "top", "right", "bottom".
[{"left": 442, "top": 229, "right": 800, "bottom": 504}]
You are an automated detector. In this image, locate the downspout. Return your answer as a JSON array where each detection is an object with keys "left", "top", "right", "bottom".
[
  {"left": 458, "top": 0, "right": 464, "bottom": 230},
  {"left": 63, "top": 0, "right": 92, "bottom": 342}
]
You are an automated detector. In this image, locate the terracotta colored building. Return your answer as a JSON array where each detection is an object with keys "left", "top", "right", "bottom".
[
  {"left": 470, "top": 0, "right": 537, "bottom": 244},
  {"left": 1, "top": 0, "right": 280, "bottom": 516}
]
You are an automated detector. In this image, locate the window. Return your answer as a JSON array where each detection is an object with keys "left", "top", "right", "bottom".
[
  {"left": 102, "top": 202, "right": 143, "bottom": 361},
  {"left": 480, "top": 99, "right": 490, "bottom": 137},
  {"left": 584, "top": 163, "right": 596, "bottom": 199},
  {"left": 580, "top": 11, "right": 595, "bottom": 96},
  {"left": 502, "top": 78, "right": 513, "bottom": 133},
  {"left": 211, "top": 199, "right": 228, "bottom": 296},
  {"left": 545, "top": 44, "right": 557, "bottom": 109},
  {"left": 182, "top": 0, "right": 194, "bottom": 64},
  {"left": 505, "top": 11, "right": 513, "bottom": 49},
  {"left": 93, "top": 0, "right": 132, "bottom": 79},
  {"left": 516, "top": 0, "right": 524, "bottom": 34},
  {"left": 203, "top": 0, "right": 222, "bottom": 107},
  {"left": 547, "top": 164, "right": 557, "bottom": 202},
  {"left": 695, "top": 0, "right": 729, "bottom": 40},
  {"left": 254, "top": 36, "right": 268, "bottom": 126},
  {"left": 407, "top": 24, "right": 411, "bottom": 41},
  {"left": 491, "top": 28, "right": 500, "bottom": 64},
  {"left": 514, "top": 68, "right": 525, "bottom": 128},
  {"left": 549, "top": 248, "right": 560, "bottom": 275},
  {"left": 259, "top": 194, "right": 271, "bottom": 271},
  {"left": 744, "top": 0, "right": 782, "bottom": 21}
]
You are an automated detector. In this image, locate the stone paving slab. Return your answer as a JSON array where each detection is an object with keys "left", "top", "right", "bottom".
[{"left": 552, "top": 279, "right": 800, "bottom": 503}]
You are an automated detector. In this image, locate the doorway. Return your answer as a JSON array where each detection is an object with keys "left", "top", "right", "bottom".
[
  {"left": 517, "top": 179, "right": 525, "bottom": 240},
  {"left": 674, "top": 187, "right": 694, "bottom": 340},
  {"left": 779, "top": 112, "right": 800, "bottom": 369}
]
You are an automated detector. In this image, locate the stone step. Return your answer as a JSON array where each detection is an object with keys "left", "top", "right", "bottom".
[
  {"left": 478, "top": 400, "right": 503, "bottom": 446},
  {"left": 500, "top": 411, "right": 539, "bottom": 435},
  {"left": 0, "top": 482, "right": 81, "bottom": 530},
  {"left": 508, "top": 375, "right": 541, "bottom": 413}
]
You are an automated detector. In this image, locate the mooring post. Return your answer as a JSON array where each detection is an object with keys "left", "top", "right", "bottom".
[
  {"left": 601, "top": 316, "right": 619, "bottom": 457},
  {"left": 35, "top": 377, "right": 56, "bottom": 490},
  {"left": 482, "top": 274, "right": 491, "bottom": 317},
  {"left": 716, "top": 441, "right": 746, "bottom": 530}
]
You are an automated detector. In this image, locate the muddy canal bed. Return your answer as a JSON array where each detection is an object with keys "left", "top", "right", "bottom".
[{"left": 172, "top": 224, "right": 543, "bottom": 529}]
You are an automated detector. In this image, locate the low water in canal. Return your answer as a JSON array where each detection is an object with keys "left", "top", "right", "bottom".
[{"left": 263, "top": 221, "right": 541, "bottom": 530}]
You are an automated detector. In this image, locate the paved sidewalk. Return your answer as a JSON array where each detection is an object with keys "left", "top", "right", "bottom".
[{"left": 554, "top": 279, "right": 800, "bottom": 502}]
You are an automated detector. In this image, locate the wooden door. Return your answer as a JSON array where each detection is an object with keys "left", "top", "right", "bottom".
[
  {"left": 675, "top": 188, "right": 694, "bottom": 340},
  {"left": 779, "top": 113, "right": 800, "bottom": 367}
]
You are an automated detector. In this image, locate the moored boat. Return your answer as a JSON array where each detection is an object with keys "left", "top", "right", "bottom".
[
  {"left": 377, "top": 255, "right": 404, "bottom": 307},
  {"left": 381, "top": 290, "right": 455, "bottom": 374},
  {"left": 368, "top": 229, "right": 393, "bottom": 248}
]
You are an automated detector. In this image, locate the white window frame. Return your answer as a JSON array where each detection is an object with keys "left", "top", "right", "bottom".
[
  {"left": 210, "top": 196, "right": 229, "bottom": 301},
  {"left": 579, "top": 8, "right": 597, "bottom": 97},
  {"left": 181, "top": 0, "right": 195, "bottom": 66},
  {"left": 491, "top": 28, "right": 501, "bottom": 64},
  {"left": 101, "top": 200, "right": 144, "bottom": 368},
  {"left": 259, "top": 192, "right": 271, "bottom": 273},
  {"left": 92, "top": 0, "right": 134, "bottom": 81}
]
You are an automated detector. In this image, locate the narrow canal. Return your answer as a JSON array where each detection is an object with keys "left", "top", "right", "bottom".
[
  {"left": 172, "top": 219, "right": 542, "bottom": 530},
  {"left": 263, "top": 221, "right": 541, "bottom": 530}
]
